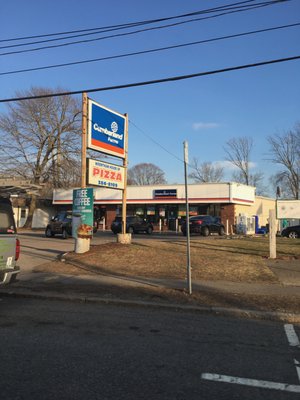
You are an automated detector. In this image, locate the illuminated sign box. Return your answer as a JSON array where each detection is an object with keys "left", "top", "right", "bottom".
[
  {"left": 87, "top": 158, "right": 125, "bottom": 190},
  {"left": 87, "top": 99, "right": 126, "bottom": 159}
]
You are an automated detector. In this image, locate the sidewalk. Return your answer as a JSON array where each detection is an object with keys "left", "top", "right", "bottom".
[{"left": 1, "top": 255, "right": 300, "bottom": 323}]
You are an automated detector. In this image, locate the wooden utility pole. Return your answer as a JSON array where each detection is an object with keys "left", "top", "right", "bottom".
[{"left": 81, "top": 92, "right": 88, "bottom": 188}]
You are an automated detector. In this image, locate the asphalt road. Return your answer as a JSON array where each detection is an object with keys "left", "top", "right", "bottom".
[{"left": 0, "top": 297, "right": 299, "bottom": 400}]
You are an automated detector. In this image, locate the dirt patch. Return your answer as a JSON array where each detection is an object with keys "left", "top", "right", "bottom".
[
  {"left": 29, "top": 237, "right": 300, "bottom": 314},
  {"left": 35, "top": 236, "right": 300, "bottom": 283},
  {"left": 58, "top": 239, "right": 277, "bottom": 283}
]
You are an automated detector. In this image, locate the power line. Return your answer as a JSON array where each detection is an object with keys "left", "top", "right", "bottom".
[
  {"left": 130, "top": 120, "right": 184, "bottom": 164},
  {"left": 0, "top": 1, "right": 287, "bottom": 55},
  {"left": 1, "top": 22, "right": 298, "bottom": 76},
  {"left": 0, "top": 1, "right": 276, "bottom": 44},
  {"left": 0, "top": 54, "right": 299, "bottom": 103}
]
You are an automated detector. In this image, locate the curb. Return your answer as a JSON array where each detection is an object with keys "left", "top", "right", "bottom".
[{"left": 1, "top": 288, "right": 300, "bottom": 324}]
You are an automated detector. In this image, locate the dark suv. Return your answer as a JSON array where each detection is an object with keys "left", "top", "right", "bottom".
[
  {"left": 45, "top": 211, "right": 73, "bottom": 239},
  {"left": 181, "top": 215, "right": 225, "bottom": 236},
  {"left": 0, "top": 196, "right": 20, "bottom": 283},
  {"left": 111, "top": 216, "right": 153, "bottom": 234}
]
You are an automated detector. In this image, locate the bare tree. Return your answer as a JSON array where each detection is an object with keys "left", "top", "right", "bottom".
[
  {"left": 127, "top": 163, "right": 167, "bottom": 185},
  {"left": 188, "top": 158, "right": 224, "bottom": 182},
  {"left": 223, "top": 137, "right": 253, "bottom": 185},
  {"left": 232, "top": 170, "right": 266, "bottom": 195},
  {"left": 268, "top": 125, "right": 300, "bottom": 199},
  {"left": 0, "top": 87, "right": 82, "bottom": 226},
  {"left": 223, "top": 136, "right": 266, "bottom": 193}
]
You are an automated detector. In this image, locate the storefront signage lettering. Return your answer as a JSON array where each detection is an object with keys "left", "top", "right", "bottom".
[
  {"left": 87, "top": 159, "right": 125, "bottom": 190},
  {"left": 154, "top": 189, "right": 177, "bottom": 198},
  {"left": 72, "top": 188, "right": 94, "bottom": 239}
]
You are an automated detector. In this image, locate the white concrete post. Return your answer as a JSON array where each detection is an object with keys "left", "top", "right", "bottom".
[{"left": 269, "top": 209, "right": 277, "bottom": 259}]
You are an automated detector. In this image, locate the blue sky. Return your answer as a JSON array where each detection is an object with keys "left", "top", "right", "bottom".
[{"left": 1, "top": 0, "right": 300, "bottom": 194}]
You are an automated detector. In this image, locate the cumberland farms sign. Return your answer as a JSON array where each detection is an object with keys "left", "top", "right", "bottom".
[{"left": 87, "top": 99, "right": 126, "bottom": 159}]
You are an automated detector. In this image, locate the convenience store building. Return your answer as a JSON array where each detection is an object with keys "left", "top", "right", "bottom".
[{"left": 53, "top": 182, "right": 275, "bottom": 234}]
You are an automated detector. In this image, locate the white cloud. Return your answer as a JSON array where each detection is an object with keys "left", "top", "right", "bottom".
[{"left": 192, "top": 122, "right": 221, "bottom": 131}]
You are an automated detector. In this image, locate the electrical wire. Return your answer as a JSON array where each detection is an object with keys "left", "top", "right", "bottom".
[
  {"left": 129, "top": 120, "right": 185, "bottom": 164},
  {"left": 0, "top": 1, "right": 276, "bottom": 44},
  {"left": 1, "top": 22, "right": 298, "bottom": 76},
  {"left": 0, "top": 54, "right": 299, "bottom": 103},
  {"left": 0, "top": 1, "right": 288, "bottom": 55}
]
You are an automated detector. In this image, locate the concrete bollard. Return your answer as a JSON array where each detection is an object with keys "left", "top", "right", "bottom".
[
  {"left": 117, "top": 233, "right": 132, "bottom": 244},
  {"left": 75, "top": 238, "right": 90, "bottom": 253}
]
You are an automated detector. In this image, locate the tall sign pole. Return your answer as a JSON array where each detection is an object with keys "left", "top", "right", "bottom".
[
  {"left": 74, "top": 92, "right": 91, "bottom": 253},
  {"left": 122, "top": 113, "right": 129, "bottom": 235},
  {"left": 184, "top": 141, "right": 192, "bottom": 294},
  {"left": 86, "top": 97, "right": 129, "bottom": 244},
  {"left": 81, "top": 92, "right": 88, "bottom": 188}
]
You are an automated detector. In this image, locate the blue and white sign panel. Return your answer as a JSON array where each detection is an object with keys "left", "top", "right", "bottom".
[{"left": 87, "top": 99, "right": 126, "bottom": 159}]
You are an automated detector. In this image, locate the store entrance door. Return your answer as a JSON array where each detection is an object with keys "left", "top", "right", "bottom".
[{"left": 168, "top": 206, "right": 178, "bottom": 231}]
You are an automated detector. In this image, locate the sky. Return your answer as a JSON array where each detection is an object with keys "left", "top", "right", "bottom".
[{"left": 1, "top": 0, "right": 300, "bottom": 195}]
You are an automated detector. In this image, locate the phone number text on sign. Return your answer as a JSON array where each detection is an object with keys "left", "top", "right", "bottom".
[{"left": 87, "top": 159, "right": 125, "bottom": 189}]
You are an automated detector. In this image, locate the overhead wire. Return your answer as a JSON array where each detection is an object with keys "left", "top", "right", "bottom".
[
  {"left": 129, "top": 120, "right": 185, "bottom": 164},
  {"left": 1, "top": 22, "right": 298, "bottom": 76},
  {"left": 0, "top": 54, "right": 299, "bottom": 103},
  {"left": 0, "top": 1, "right": 276, "bottom": 44},
  {"left": 0, "top": 0, "right": 288, "bottom": 55},
  {"left": 0, "top": 1, "right": 259, "bottom": 42}
]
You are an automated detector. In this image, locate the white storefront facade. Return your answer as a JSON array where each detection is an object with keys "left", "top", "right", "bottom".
[{"left": 52, "top": 182, "right": 274, "bottom": 234}]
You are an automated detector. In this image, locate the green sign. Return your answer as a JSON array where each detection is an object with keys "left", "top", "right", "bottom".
[{"left": 72, "top": 188, "right": 94, "bottom": 239}]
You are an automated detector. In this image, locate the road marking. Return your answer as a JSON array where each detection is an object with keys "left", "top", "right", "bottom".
[
  {"left": 295, "top": 360, "right": 300, "bottom": 383},
  {"left": 201, "top": 373, "right": 300, "bottom": 393},
  {"left": 284, "top": 324, "right": 300, "bottom": 347}
]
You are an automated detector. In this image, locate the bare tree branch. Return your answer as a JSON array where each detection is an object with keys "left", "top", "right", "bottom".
[
  {"left": 127, "top": 163, "right": 167, "bottom": 185},
  {"left": 188, "top": 158, "right": 224, "bottom": 182},
  {"left": 267, "top": 125, "right": 300, "bottom": 199}
]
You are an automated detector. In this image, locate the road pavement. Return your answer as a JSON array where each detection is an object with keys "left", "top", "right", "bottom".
[{"left": 1, "top": 297, "right": 300, "bottom": 400}]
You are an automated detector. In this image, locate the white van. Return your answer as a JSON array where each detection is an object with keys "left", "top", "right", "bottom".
[{"left": 0, "top": 196, "right": 20, "bottom": 284}]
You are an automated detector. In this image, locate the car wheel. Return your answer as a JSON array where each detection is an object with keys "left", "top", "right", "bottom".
[
  {"left": 219, "top": 226, "right": 225, "bottom": 236},
  {"left": 128, "top": 226, "right": 134, "bottom": 234},
  {"left": 146, "top": 226, "right": 153, "bottom": 234},
  {"left": 202, "top": 226, "right": 210, "bottom": 237},
  {"left": 62, "top": 229, "right": 69, "bottom": 239},
  {"left": 45, "top": 227, "right": 54, "bottom": 238},
  {"left": 288, "top": 231, "right": 298, "bottom": 239}
]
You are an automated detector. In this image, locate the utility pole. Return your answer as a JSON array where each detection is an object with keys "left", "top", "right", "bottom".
[{"left": 184, "top": 141, "right": 192, "bottom": 294}]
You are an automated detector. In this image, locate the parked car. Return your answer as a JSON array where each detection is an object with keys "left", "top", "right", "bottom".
[
  {"left": 111, "top": 216, "right": 153, "bottom": 234},
  {"left": 45, "top": 210, "right": 100, "bottom": 239},
  {"left": 281, "top": 225, "right": 300, "bottom": 239},
  {"left": 181, "top": 215, "right": 225, "bottom": 236},
  {"left": 45, "top": 211, "right": 73, "bottom": 239},
  {"left": 0, "top": 196, "right": 20, "bottom": 284}
]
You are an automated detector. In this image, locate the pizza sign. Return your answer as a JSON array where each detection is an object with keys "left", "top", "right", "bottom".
[{"left": 87, "top": 159, "right": 125, "bottom": 190}]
